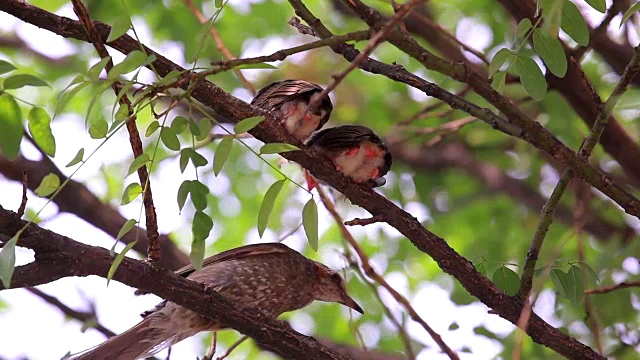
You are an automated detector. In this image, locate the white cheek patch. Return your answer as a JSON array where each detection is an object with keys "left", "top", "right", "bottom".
[
  {"left": 280, "top": 101, "right": 321, "bottom": 140},
  {"left": 333, "top": 143, "right": 385, "bottom": 182}
]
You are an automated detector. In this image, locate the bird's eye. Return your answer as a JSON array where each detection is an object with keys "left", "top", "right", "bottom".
[{"left": 331, "top": 272, "right": 342, "bottom": 283}]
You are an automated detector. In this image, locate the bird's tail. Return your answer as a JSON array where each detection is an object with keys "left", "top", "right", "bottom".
[{"left": 65, "top": 313, "right": 194, "bottom": 360}]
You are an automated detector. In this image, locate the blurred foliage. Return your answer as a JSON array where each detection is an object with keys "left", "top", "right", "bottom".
[{"left": 1, "top": 0, "right": 639, "bottom": 359}]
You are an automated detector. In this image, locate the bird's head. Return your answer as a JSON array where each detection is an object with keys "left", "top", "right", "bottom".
[{"left": 312, "top": 263, "right": 363, "bottom": 314}]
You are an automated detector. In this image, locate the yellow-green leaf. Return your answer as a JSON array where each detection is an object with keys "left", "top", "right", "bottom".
[
  {"left": 107, "top": 240, "right": 137, "bottom": 284},
  {"left": 257, "top": 179, "right": 285, "bottom": 237},
  {"left": 622, "top": 2, "right": 640, "bottom": 25},
  {"left": 0, "top": 230, "right": 21, "bottom": 288},
  {"left": 86, "top": 57, "right": 111, "bottom": 80},
  {"left": 107, "top": 16, "right": 132, "bottom": 42},
  {"left": 66, "top": 148, "right": 84, "bottom": 167},
  {"left": 34, "top": 173, "right": 60, "bottom": 197},
  {"left": 302, "top": 199, "right": 318, "bottom": 251},
  {"left": 3, "top": 74, "right": 49, "bottom": 90},
  {"left": 491, "top": 266, "right": 520, "bottom": 296},
  {"left": 234, "top": 116, "right": 264, "bottom": 134},
  {"left": 108, "top": 50, "right": 146, "bottom": 79},
  {"left": 127, "top": 153, "right": 150, "bottom": 176},
  {"left": 489, "top": 48, "right": 513, "bottom": 76},
  {"left": 0, "top": 94, "right": 23, "bottom": 160},
  {"left": 160, "top": 127, "right": 180, "bottom": 151},
  {"left": 89, "top": 118, "right": 109, "bottom": 139},
  {"left": 584, "top": 0, "right": 605, "bottom": 13},
  {"left": 0, "top": 60, "right": 16, "bottom": 76},
  {"left": 121, "top": 182, "right": 142, "bottom": 205},
  {"left": 116, "top": 219, "right": 137, "bottom": 240},
  {"left": 28, "top": 107, "right": 56, "bottom": 157},
  {"left": 259, "top": 143, "right": 299, "bottom": 154},
  {"left": 213, "top": 136, "right": 233, "bottom": 176},
  {"left": 171, "top": 116, "right": 189, "bottom": 134},
  {"left": 177, "top": 180, "right": 192, "bottom": 211},
  {"left": 145, "top": 120, "right": 160, "bottom": 137}
]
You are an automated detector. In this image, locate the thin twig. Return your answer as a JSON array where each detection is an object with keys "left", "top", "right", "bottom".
[
  {"left": 216, "top": 336, "right": 248, "bottom": 360},
  {"left": 71, "top": 0, "right": 160, "bottom": 261},
  {"left": 183, "top": 0, "right": 255, "bottom": 94},
  {"left": 306, "top": 0, "right": 421, "bottom": 113},
  {"left": 344, "top": 215, "right": 385, "bottom": 227},
  {"left": 517, "top": 44, "right": 640, "bottom": 301},
  {"left": 315, "top": 186, "right": 459, "bottom": 360},
  {"left": 397, "top": 86, "right": 472, "bottom": 125},
  {"left": 16, "top": 170, "right": 27, "bottom": 218},
  {"left": 586, "top": 281, "right": 640, "bottom": 295}
]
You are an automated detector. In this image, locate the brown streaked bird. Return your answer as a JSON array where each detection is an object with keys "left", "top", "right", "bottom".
[
  {"left": 251, "top": 79, "right": 333, "bottom": 141},
  {"left": 67, "top": 243, "right": 362, "bottom": 360},
  {"left": 305, "top": 125, "right": 392, "bottom": 189}
]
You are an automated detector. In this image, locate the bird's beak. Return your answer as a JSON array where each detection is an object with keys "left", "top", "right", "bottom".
[{"left": 341, "top": 296, "right": 364, "bottom": 314}]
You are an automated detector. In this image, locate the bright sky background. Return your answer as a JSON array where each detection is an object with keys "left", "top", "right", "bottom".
[{"left": 0, "top": 1, "right": 631, "bottom": 359}]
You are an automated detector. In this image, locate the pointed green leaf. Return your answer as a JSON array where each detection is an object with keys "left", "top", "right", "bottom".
[
  {"left": 190, "top": 237, "right": 205, "bottom": 271},
  {"left": 3, "top": 74, "right": 49, "bottom": 90},
  {"left": 532, "top": 29, "right": 567, "bottom": 77},
  {"left": 190, "top": 150, "right": 208, "bottom": 167},
  {"left": 56, "top": 81, "right": 90, "bottom": 117},
  {"left": 179, "top": 148, "right": 191, "bottom": 173},
  {"left": 489, "top": 48, "right": 513, "bottom": 75},
  {"left": 192, "top": 211, "right": 213, "bottom": 269},
  {"left": 539, "top": 0, "right": 563, "bottom": 37},
  {"left": 108, "top": 50, "right": 146, "bottom": 79},
  {"left": 66, "top": 148, "right": 85, "bottom": 167},
  {"left": 234, "top": 116, "right": 265, "bottom": 134},
  {"left": 190, "top": 180, "right": 209, "bottom": 211},
  {"left": 127, "top": 153, "right": 150, "bottom": 176},
  {"left": 28, "top": 107, "right": 56, "bottom": 157},
  {"left": 160, "top": 127, "right": 180, "bottom": 150},
  {"left": 114, "top": 103, "right": 130, "bottom": 123},
  {"left": 121, "top": 182, "right": 142, "bottom": 205},
  {"left": 177, "top": 180, "right": 192, "bottom": 211},
  {"left": 116, "top": 219, "right": 137, "bottom": 240},
  {"left": 107, "top": 16, "right": 132, "bottom": 42},
  {"left": 573, "top": 261, "right": 600, "bottom": 283},
  {"left": 86, "top": 57, "right": 111, "bottom": 80},
  {"left": 259, "top": 143, "right": 300, "bottom": 154},
  {"left": 491, "top": 266, "right": 520, "bottom": 296},
  {"left": 491, "top": 70, "right": 507, "bottom": 94},
  {"left": 622, "top": 2, "right": 640, "bottom": 25},
  {"left": 214, "top": 0, "right": 223, "bottom": 8},
  {"left": 584, "top": 0, "right": 605, "bottom": 13},
  {"left": 188, "top": 118, "right": 201, "bottom": 137},
  {"left": 107, "top": 240, "right": 137, "bottom": 284},
  {"left": 196, "top": 118, "right": 212, "bottom": 141},
  {"left": 235, "top": 63, "right": 277, "bottom": 70},
  {"left": 566, "top": 265, "right": 585, "bottom": 307},
  {"left": 34, "top": 173, "right": 60, "bottom": 197},
  {"left": 0, "top": 60, "right": 16, "bottom": 76},
  {"left": 514, "top": 55, "right": 547, "bottom": 101},
  {"left": 0, "top": 230, "right": 21, "bottom": 288},
  {"left": 561, "top": 1, "right": 589, "bottom": 46},
  {"left": 516, "top": 18, "right": 533, "bottom": 43},
  {"left": 89, "top": 118, "right": 109, "bottom": 139},
  {"left": 155, "top": 69, "right": 183, "bottom": 86},
  {"left": 550, "top": 268, "right": 568, "bottom": 299},
  {"left": 0, "top": 94, "right": 23, "bottom": 160},
  {"left": 145, "top": 120, "right": 160, "bottom": 137},
  {"left": 213, "top": 136, "right": 233, "bottom": 176},
  {"left": 302, "top": 199, "right": 318, "bottom": 251},
  {"left": 257, "top": 179, "right": 286, "bottom": 237},
  {"left": 171, "top": 116, "right": 189, "bottom": 134}
]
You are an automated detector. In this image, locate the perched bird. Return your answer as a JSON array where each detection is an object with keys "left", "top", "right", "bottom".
[
  {"left": 68, "top": 243, "right": 362, "bottom": 360},
  {"left": 306, "top": 125, "right": 392, "bottom": 189},
  {"left": 251, "top": 79, "right": 333, "bottom": 141}
]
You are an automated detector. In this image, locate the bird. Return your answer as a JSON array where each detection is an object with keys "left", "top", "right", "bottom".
[
  {"left": 67, "top": 243, "right": 362, "bottom": 360},
  {"left": 251, "top": 79, "right": 333, "bottom": 141},
  {"left": 305, "top": 125, "right": 392, "bottom": 189}
]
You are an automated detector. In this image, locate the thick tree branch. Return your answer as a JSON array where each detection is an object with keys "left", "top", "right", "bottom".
[{"left": 0, "top": 207, "right": 349, "bottom": 360}]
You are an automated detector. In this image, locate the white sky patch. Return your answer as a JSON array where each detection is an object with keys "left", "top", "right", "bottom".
[{"left": 456, "top": 17, "right": 493, "bottom": 64}]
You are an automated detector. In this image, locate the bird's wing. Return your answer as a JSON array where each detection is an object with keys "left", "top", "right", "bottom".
[
  {"left": 251, "top": 80, "right": 321, "bottom": 110},
  {"left": 307, "top": 125, "right": 376, "bottom": 150},
  {"left": 174, "top": 243, "right": 292, "bottom": 277}
]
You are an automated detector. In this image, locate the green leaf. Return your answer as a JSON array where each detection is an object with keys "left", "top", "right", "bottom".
[
  {"left": 177, "top": 180, "right": 192, "bottom": 211},
  {"left": 155, "top": 69, "right": 183, "bottom": 86},
  {"left": 515, "top": 18, "right": 533, "bottom": 43},
  {"left": 491, "top": 70, "right": 507, "bottom": 94},
  {"left": 34, "top": 173, "right": 60, "bottom": 197},
  {"left": 3, "top": 74, "right": 49, "bottom": 90},
  {"left": 550, "top": 268, "right": 568, "bottom": 299},
  {"left": 532, "top": 29, "right": 567, "bottom": 77},
  {"left": 0, "top": 60, "right": 16, "bottom": 75},
  {"left": 622, "top": 2, "right": 640, "bottom": 25},
  {"left": 190, "top": 149, "right": 208, "bottom": 167},
  {"left": 107, "top": 15, "right": 132, "bottom": 42},
  {"left": 566, "top": 265, "right": 585, "bottom": 306},
  {"left": 0, "top": 230, "right": 21, "bottom": 288},
  {"left": 491, "top": 266, "right": 520, "bottom": 296},
  {"left": 235, "top": 63, "right": 277, "bottom": 70},
  {"left": 214, "top": 0, "right": 223, "bottom": 8},
  {"left": 196, "top": 118, "right": 212, "bottom": 141},
  {"left": 107, "top": 240, "right": 137, "bottom": 284},
  {"left": 188, "top": 118, "right": 201, "bottom": 137},
  {"left": 56, "top": 81, "right": 90, "bottom": 117},
  {"left": 584, "top": 0, "right": 605, "bottom": 13},
  {"left": 28, "top": 107, "right": 56, "bottom": 157},
  {"left": 259, "top": 143, "right": 300, "bottom": 154},
  {"left": 66, "top": 148, "right": 85, "bottom": 167},
  {"left": 179, "top": 149, "right": 190, "bottom": 173},
  {"left": 192, "top": 210, "right": 213, "bottom": 243},
  {"left": 89, "top": 118, "right": 109, "bottom": 139},
  {"left": 475, "top": 262, "right": 487, "bottom": 277},
  {"left": 160, "top": 127, "right": 181, "bottom": 151},
  {"left": 234, "top": 116, "right": 265, "bottom": 134},
  {"left": 561, "top": 1, "right": 589, "bottom": 46},
  {"left": 114, "top": 103, "right": 130, "bottom": 123},
  {"left": 257, "top": 179, "right": 286, "bottom": 237},
  {"left": 127, "top": 153, "right": 150, "bottom": 175},
  {"left": 108, "top": 50, "right": 146, "bottom": 79},
  {"left": 302, "top": 199, "right": 318, "bottom": 251},
  {"left": 116, "top": 219, "right": 137, "bottom": 240},
  {"left": 573, "top": 261, "right": 600, "bottom": 283},
  {"left": 86, "top": 57, "right": 111, "bottom": 80},
  {"left": 514, "top": 55, "right": 547, "bottom": 101},
  {"left": 145, "top": 120, "right": 160, "bottom": 137},
  {"left": 121, "top": 182, "right": 142, "bottom": 205},
  {"left": 171, "top": 116, "right": 189, "bottom": 134},
  {"left": 489, "top": 48, "right": 513, "bottom": 75},
  {"left": 213, "top": 136, "right": 233, "bottom": 176},
  {"left": 190, "top": 237, "right": 205, "bottom": 271},
  {"left": 190, "top": 181, "right": 209, "bottom": 211},
  {"left": 0, "top": 94, "right": 23, "bottom": 160}
]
